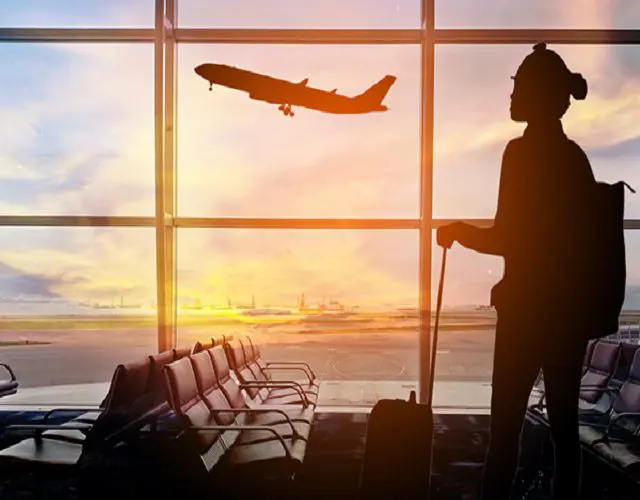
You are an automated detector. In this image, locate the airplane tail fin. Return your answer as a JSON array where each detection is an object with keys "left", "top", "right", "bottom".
[{"left": 356, "top": 75, "right": 397, "bottom": 105}]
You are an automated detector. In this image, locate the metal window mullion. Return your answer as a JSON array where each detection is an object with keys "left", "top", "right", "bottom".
[
  {"left": 418, "top": 0, "right": 435, "bottom": 405},
  {"left": 165, "top": 0, "right": 178, "bottom": 350},
  {"left": 431, "top": 219, "right": 640, "bottom": 229},
  {"left": 0, "top": 28, "right": 154, "bottom": 42},
  {"left": 175, "top": 28, "right": 421, "bottom": 44},
  {"left": 0, "top": 216, "right": 154, "bottom": 226},
  {"left": 434, "top": 29, "right": 640, "bottom": 45},
  {"left": 154, "top": 0, "right": 170, "bottom": 353},
  {"left": 174, "top": 218, "right": 419, "bottom": 230}
]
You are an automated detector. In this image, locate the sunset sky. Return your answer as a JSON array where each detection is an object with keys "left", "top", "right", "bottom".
[{"left": 1, "top": 1, "right": 640, "bottom": 310}]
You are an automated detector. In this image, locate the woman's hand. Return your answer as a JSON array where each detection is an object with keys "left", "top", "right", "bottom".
[{"left": 437, "top": 222, "right": 463, "bottom": 249}]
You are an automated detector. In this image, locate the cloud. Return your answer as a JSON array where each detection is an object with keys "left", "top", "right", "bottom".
[
  {"left": 178, "top": 0, "right": 420, "bottom": 29},
  {"left": 2, "top": 3, "right": 640, "bottom": 310},
  {"left": 0, "top": 260, "right": 68, "bottom": 300}
]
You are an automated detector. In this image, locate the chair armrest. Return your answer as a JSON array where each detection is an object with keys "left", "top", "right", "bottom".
[
  {"left": 244, "top": 379, "right": 309, "bottom": 396},
  {"left": 530, "top": 386, "right": 617, "bottom": 412},
  {"left": 208, "top": 408, "right": 301, "bottom": 440},
  {"left": 191, "top": 425, "right": 291, "bottom": 459},
  {"left": 0, "top": 363, "right": 16, "bottom": 382},
  {"left": 263, "top": 366, "right": 313, "bottom": 383},
  {"left": 266, "top": 362, "right": 316, "bottom": 379},
  {"left": 3, "top": 424, "right": 91, "bottom": 443},
  {"left": 240, "top": 382, "right": 310, "bottom": 408},
  {"left": 41, "top": 407, "right": 102, "bottom": 425}
]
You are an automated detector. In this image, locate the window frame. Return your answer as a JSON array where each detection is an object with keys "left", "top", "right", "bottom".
[{"left": 2, "top": 0, "right": 640, "bottom": 404}]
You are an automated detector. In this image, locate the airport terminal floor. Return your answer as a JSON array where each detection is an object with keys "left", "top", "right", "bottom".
[{"left": 0, "top": 412, "right": 637, "bottom": 499}]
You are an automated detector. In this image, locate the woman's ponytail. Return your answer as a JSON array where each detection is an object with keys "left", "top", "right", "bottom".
[{"left": 569, "top": 72, "right": 588, "bottom": 100}]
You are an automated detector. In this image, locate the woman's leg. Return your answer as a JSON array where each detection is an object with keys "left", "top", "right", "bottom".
[
  {"left": 542, "top": 339, "right": 588, "bottom": 500},
  {"left": 481, "top": 317, "right": 541, "bottom": 500}
]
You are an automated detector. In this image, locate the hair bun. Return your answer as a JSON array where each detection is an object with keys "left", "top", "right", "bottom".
[
  {"left": 533, "top": 42, "right": 547, "bottom": 52},
  {"left": 569, "top": 72, "right": 588, "bottom": 100}
]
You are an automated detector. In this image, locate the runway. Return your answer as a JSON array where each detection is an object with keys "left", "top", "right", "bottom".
[{"left": 0, "top": 325, "right": 496, "bottom": 389}]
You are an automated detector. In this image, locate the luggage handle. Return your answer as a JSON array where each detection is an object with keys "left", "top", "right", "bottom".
[{"left": 427, "top": 247, "right": 447, "bottom": 408}]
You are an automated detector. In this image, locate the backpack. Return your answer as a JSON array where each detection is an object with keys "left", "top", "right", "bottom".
[{"left": 572, "top": 180, "right": 634, "bottom": 339}]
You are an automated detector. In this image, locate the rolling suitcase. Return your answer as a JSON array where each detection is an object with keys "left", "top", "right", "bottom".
[{"left": 358, "top": 248, "right": 448, "bottom": 499}]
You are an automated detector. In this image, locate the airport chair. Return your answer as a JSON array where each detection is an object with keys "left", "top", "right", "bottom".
[
  {"left": 207, "top": 346, "right": 315, "bottom": 429},
  {"left": 0, "top": 363, "right": 18, "bottom": 398},
  {"left": 223, "top": 340, "right": 315, "bottom": 407},
  {"left": 580, "top": 341, "right": 623, "bottom": 405},
  {"left": 212, "top": 334, "right": 233, "bottom": 347},
  {"left": 243, "top": 335, "right": 318, "bottom": 387},
  {"left": 584, "top": 339, "right": 599, "bottom": 376},
  {"left": 160, "top": 357, "right": 307, "bottom": 494},
  {"left": 579, "top": 348, "right": 640, "bottom": 445},
  {"left": 0, "top": 357, "right": 157, "bottom": 466},
  {"left": 530, "top": 341, "right": 622, "bottom": 414},
  {"left": 572, "top": 349, "right": 640, "bottom": 483},
  {"left": 189, "top": 351, "right": 311, "bottom": 443},
  {"left": 79, "top": 350, "right": 175, "bottom": 428},
  {"left": 532, "top": 339, "right": 599, "bottom": 397},
  {"left": 238, "top": 337, "right": 319, "bottom": 401},
  {"left": 193, "top": 340, "right": 215, "bottom": 354},
  {"left": 173, "top": 346, "right": 192, "bottom": 360}
]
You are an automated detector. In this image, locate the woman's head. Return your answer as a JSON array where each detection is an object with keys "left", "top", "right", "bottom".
[{"left": 510, "top": 42, "right": 588, "bottom": 123}]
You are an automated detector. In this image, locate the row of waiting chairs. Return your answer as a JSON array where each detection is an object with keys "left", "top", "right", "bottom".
[
  {"left": 528, "top": 339, "right": 640, "bottom": 482},
  {"left": 0, "top": 335, "right": 319, "bottom": 495}
]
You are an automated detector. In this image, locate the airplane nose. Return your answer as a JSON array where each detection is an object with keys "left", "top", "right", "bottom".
[{"left": 194, "top": 64, "right": 206, "bottom": 76}]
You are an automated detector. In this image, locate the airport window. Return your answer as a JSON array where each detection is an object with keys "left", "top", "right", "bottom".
[
  {"left": 434, "top": 44, "right": 640, "bottom": 219},
  {"left": 0, "top": 43, "right": 155, "bottom": 216},
  {"left": 0, "top": 1, "right": 155, "bottom": 28},
  {"left": 176, "top": 229, "right": 419, "bottom": 406},
  {"left": 436, "top": 0, "right": 640, "bottom": 29},
  {"left": 430, "top": 232, "right": 499, "bottom": 408},
  {"left": 1, "top": 1, "right": 640, "bottom": 410},
  {"left": 177, "top": 44, "right": 420, "bottom": 218},
  {"left": 178, "top": 0, "right": 422, "bottom": 29},
  {"left": 0, "top": 227, "right": 157, "bottom": 389}
]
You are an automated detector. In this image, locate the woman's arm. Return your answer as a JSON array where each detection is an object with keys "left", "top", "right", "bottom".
[{"left": 454, "top": 142, "right": 516, "bottom": 256}]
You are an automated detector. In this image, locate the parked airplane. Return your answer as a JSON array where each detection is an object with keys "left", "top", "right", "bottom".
[{"left": 194, "top": 63, "right": 396, "bottom": 117}]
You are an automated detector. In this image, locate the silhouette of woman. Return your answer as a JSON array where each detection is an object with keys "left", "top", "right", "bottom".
[{"left": 437, "top": 42, "right": 594, "bottom": 500}]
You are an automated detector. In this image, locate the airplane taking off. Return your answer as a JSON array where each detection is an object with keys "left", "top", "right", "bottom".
[{"left": 194, "top": 63, "right": 396, "bottom": 117}]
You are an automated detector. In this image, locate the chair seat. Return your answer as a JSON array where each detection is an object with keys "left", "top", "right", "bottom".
[
  {"left": 0, "top": 380, "right": 18, "bottom": 396},
  {"left": 0, "top": 437, "right": 82, "bottom": 465},
  {"left": 236, "top": 420, "right": 311, "bottom": 445},
  {"left": 252, "top": 407, "right": 315, "bottom": 425},
  {"left": 226, "top": 435, "right": 307, "bottom": 467},
  {"left": 593, "top": 440, "right": 640, "bottom": 471},
  {"left": 42, "top": 420, "right": 93, "bottom": 443},
  {"left": 579, "top": 424, "right": 607, "bottom": 447}
]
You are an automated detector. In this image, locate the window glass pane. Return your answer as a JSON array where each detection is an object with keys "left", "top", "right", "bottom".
[
  {"left": 437, "top": 1, "right": 640, "bottom": 29},
  {"left": 177, "top": 44, "right": 420, "bottom": 218},
  {"left": 0, "top": 44, "right": 155, "bottom": 216},
  {"left": 434, "top": 44, "right": 640, "bottom": 219},
  {"left": 431, "top": 233, "right": 497, "bottom": 409},
  {"left": 0, "top": 228, "right": 157, "bottom": 392},
  {"left": 177, "top": 229, "right": 418, "bottom": 406},
  {"left": 0, "top": 1, "right": 154, "bottom": 27},
  {"left": 179, "top": 0, "right": 421, "bottom": 28},
  {"left": 431, "top": 230, "right": 640, "bottom": 409}
]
